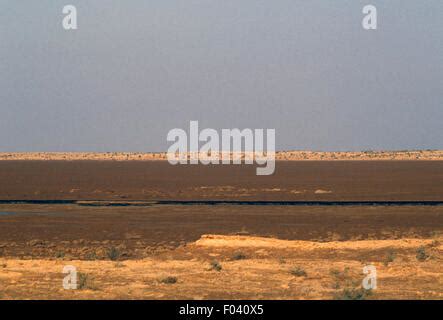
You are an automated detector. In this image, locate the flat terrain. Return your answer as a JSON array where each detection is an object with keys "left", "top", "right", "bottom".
[
  {"left": 0, "top": 204, "right": 442, "bottom": 259},
  {"left": 0, "top": 159, "right": 442, "bottom": 299},
  {"left": 0, "top": 235, "right": 441, "bottom": 299},
  {"left": 0, "top": 161, "right": 443, "bottom": 201},
  {"left": 0, "top": 203, "right": 442, "bottom": 299}
]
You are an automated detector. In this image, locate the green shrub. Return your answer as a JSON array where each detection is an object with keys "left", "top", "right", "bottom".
[
  {"left": 210, "top": 260, "right": 222, "bottom": 272},
  {"left": 77, "top": 272, "right": 91, "bottom": 290},
  {"left": 231, "top": 252, "right": 247, "bottom": 260},
  {"left": 85, "top": 251, "right": 98, "bottom": 261},
  {"left": 334, "top": 287, "right": 372, "bottom": 300},
  {"left": 160, "top": 276, "right": 177, "bottom": 284},
  {"left": 290, "top": 266, "right": 307, "bottom": 277},
  {"left": 416, "top": 246, "right": 429, "bottom": 262},
  {"left": 107, "top": 247, "right": 120, "bottom": 261}
]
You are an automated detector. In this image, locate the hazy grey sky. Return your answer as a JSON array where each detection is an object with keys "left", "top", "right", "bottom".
[{"left": 1, "top": 1, "right": 442, "bottom": 152}]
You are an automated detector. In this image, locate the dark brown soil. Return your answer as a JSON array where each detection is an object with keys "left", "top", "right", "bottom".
[
  {"left": 0, "top": 204, "right": 441, "bottom": 259},
  {"left": 0, "top": 160, "right": 442, "bottom": 201}
]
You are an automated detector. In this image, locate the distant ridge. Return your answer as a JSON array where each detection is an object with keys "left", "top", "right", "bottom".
[{"left": 0, "top": 150, "right": 443, "bottom": 161}]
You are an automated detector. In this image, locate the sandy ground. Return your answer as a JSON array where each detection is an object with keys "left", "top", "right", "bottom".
[
  {"left": 1, "top": 150, "right": 443, "bottom": 161},
  {"left": 0, "top": 234, "right": 441, "bottom": 300}
]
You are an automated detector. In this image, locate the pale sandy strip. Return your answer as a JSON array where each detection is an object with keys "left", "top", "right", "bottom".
[
  {"left": 1, "top": 151, "right": 443, "bottom": 161},
  {"left": 194, "top": 234, "right": 442, "bottom": 250}
]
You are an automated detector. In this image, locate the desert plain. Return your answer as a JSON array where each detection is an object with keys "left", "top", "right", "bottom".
[{"left": 0, "top": 152, "right": 442, "bottom": 299}]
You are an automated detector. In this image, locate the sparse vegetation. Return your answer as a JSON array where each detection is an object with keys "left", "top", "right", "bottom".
[
  {"left": 231, "top": 252, "right": 247, "bottom": 260},
  {"left": 107, "top": 247, "right": 120, "bottom": 261},
  {"left": 334, "top": 287, "right": 372, "bottom": 300},
  {"left": 160, "top": 276, "right": 177, "bottom": 284},
  {"left": 210, "top": 260, "right": 222, "bottom": 272},
  {"left": 329, "top": 267, "right": 349, "bottom": 281},
  {"left": 85, "top": 252, "right": 98, "bottom": 260},
  {"left": 416, "top": 246, "right": 429, "bottom": 262},
  {"left": 290, "top": 266, "right": 307, "bottom": 277},
  {"left": 330, "top": 267, "right": 366, "bottom": 294},
  {"left": 383, "top": 250, "right": 396, "bottom": 266},
  {"left": 77, "top": 272, "right": 95, "bottom": 290},
  {"left": 55, "top": 251, "right": 65, "bottom": 259}
]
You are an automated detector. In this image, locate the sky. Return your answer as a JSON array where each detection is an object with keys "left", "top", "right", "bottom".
[{"left": 1, "top": 0, "right": 442, "bottom": 152}]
